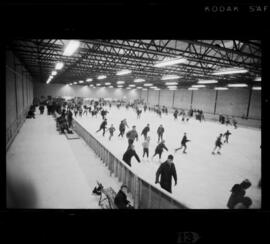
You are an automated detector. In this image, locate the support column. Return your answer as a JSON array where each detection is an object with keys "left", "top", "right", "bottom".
[
  {"left": 246, "top": 87, "right": 253, "bottom": 119},
  {"left": 172, "top": 90, "right": 175, "bottom": 107},
  {"left": 158, "top": 90, "right": 161, "bottom": 105},
  {"left": 190, "top": 90, "right": 194, "bottom": 109},
  {"left": 214, "top": 90, "right": 218, "bottom": 115}
]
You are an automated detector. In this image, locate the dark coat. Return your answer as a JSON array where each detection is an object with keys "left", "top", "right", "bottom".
[
  {"left": 122, "top": 148, "right": 140, "bottom": 166},
  {"left": 181, "top": 135, "right": 190, "bottom": 145},
  {"left": 156, "top": 161, "right": 177, "bottom": 193},
  {"left": 114, "top": 190, "right": 130, "bottom": 209},
  {"left": 227, "top": 184, "right": 246, "bottom": 209},
  {"left": 141, "top": 126, "right": 150, "bottom": 136},
  {"left": 155, "top": 143, "right": 168, "bottom": 154},
  {"left": 157, "top": 127, "right": 164, "bottom": 135},
  {"left": 100, "top": 121, "right": 107, "bottom": 129}
]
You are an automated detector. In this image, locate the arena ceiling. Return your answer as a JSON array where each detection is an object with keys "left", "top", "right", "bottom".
[{"left": 8, "top": 39, "right": 261, "bottom": 89}]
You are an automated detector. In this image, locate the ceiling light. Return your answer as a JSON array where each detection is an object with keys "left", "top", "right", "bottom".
[
  {"left": 167, "top": 86, "right": 178, "bottom": 89},
  {"left": 165, "top": 82, "right": 178, "bottom": 86},
  {"left": 134, "top": 78, "right": 145, "bottom": 83},
  {"left": 52, "top": 71, "right": 57, "bottom": 76},
  {"left": 126, "top": 87, "right": 131, "bottom": 90},
  {"left": 137, "top": 87, "right": 142, "bottom": 89},
  {"left": 109, "top": 86, "right": 113, "bottom": 88},
  {"left": 96, "top": 83, "right": 101, "bottom": 86},
  {"left": 192, "top": 85, "right": 206, "bottom": 88},
  {"left": 79, "top": 80, "right": 84, "bottom": 84},
  {"left": 143, "top": 83, "right": 153, "bottom": 87},
  {"left": 116, "top": 69, "right": 132, "bottom": 76},
  {"left": 154, "top": 58, "right": 187, "bottom": 68},
  {"left": 198, "top": 79, "right": 218, "bottom": 84},
  {"left": 55, "top": 62, "right": 64, "bottom": 70},
  {"left": 188, "top": 87, "right": 198, "bottom": 90},
  {"left": 252, "top": 86, "right": 261, "bottom": 90},
  {"left": 212, "top": 68, "right": 248, "bottom": 75},
  {"left": 142, "top": 88, "right": 148, "bottom": 91},
  {"left": 86, "top": 78, "right": 93, "bottom": 82},
  {"left": 254, "top": 77, "right": 261, "bottom": 82},
  {"left": 105, "top": 82, "right": 111, "bottom": 85},
  {"left": 161, "top": 75, "right": 180, "bottom": 80},
  {"left": 129, "top": 84, "right": 135, "bottom": 87},
  {"left": 63, "top": 40, "right": 80, "bottom": 56},
  {"left": 117, "top": 81, "right": 125, "bottom": 84},
  {"left": 74, "top": 82, "right": 77, "bottom": 84},
  {"left": 118, "top": 85, "right": 123, "bottom": 88},
  {"left": 227, "top": 84, "right": 248, "bottom": 87},
  {"left": 214, "top": 87, "right": 228, "bottom": 90},
  {"left": 97, "top": 75, "right": 107, "bottom": 80}
]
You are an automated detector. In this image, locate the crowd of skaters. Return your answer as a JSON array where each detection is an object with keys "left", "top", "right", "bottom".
[{"left": 29, "top": 96, "right": 258, "bottom": 208}]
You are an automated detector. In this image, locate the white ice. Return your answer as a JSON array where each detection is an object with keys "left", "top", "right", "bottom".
[{"left": 75, "top": 105, "right": 261, "bottom": 209}]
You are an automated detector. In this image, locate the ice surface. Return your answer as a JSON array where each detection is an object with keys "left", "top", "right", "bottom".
[{"left": 75, "top": 106, "right": 261, "bottom": 209}]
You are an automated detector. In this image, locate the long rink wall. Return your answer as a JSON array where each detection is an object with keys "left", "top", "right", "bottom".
[{"left": 73, "top": 120, "right": 188, "bottom": 209}]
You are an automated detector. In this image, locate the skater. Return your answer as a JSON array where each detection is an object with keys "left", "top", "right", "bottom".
[
  {"left": 225, "top": 115, "right": 231, "bottom": 126},
  {"left": 152, "top": 140, "right": 168, "bottom": 161},
  {"left": 118, "top": 119, "right": 129, "bottom": 137},
  {"left": 173, "top": 109, "right": 178, "bottom": 120},
  {"left": 155, "top": 155, "right": 177, "bottom": 194},
  {"left": 212, "top": 134, "right": 223, "bottom": 155},
  {"left": 74, "top": 107, "right": 78, "bottom": 117},
  {"left": 142, "top": 136, "right": 150, "bottom": 160},
  {"left": 143, "top": 104, "right": 147, "bottom": 112},
  {"left": 101, "top": 109, "right": 109, "bottom": 120},
  {"left": 83, "top": 105, "right": 88, "bottom": 116},
  {"left": 232, "top": 117, "right": 238, "bottom": 129},
  {"left": 107, "top": 124, "right": 116, "bottom": 140},
  {"left": 227, "top": 179, "right": 252, "bottom": 209},
  {"left": 141, "top": 123, "right": 150, "bottom": 140},
  {"left": 157, "top": 125, "right": 165, "bottom": 143},
  {"left": 96, "top": 118, "right": 107, "bottom": 136},
  {"left": 126, "top": 125, "right": 139, "bottom": 147},
  {"left": 122, "top": 144, "right": 141, "bottom": 167},
  {"left": 175, "top": 133, "right": 190, "bottom": 154},
  {"left": 39, "top": 104, "right": 45, "bottom": 114},
  {"left": 78, "top": 106, "right": 83, "bottom": 117},
  {"left": 114, "top": 185, "right": 134, "bottom": 209},
  {"left": 223, "top": 130, "right": 232, "bottom": 143},
  {"left": 136, "top": 108, "right": 142, "bottom": 119}
]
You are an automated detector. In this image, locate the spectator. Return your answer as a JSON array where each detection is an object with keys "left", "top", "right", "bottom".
[
  {"left": 114, "top": 185, "right": 134, "bottom": 209},
  {"left": 233, "top": 197, "right": 253, "bottom": 209}
]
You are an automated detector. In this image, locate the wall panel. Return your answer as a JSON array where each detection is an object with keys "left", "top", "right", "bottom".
[
  {"left": 248, "top": 90, "right": 261, "bottom": 120},
  {"left": 173, "top": 89, "right": 192, "bottom": 109},
  {"left": 159, "top": 90, "right": 173, "bottom": 106},
  {"left": 147, "top": 90, "right": 159, "bottom": 105},
  {"left": 192, "top": 89, "right": 216, "bottom": 113}
]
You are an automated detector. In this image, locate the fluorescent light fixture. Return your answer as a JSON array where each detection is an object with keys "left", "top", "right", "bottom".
[
  {"left": 165, "top": 82, "right": 178, "bottom": 86},
  {"left": 126, "top": 87, "right": 131, "bottom": 90},
  {"left": 142, "top": 88, "right": 148, "bottom": 91},
  {"left": 97, "top": 75, "right": 107, "bottom": 80},
  {"left": 63, "top": 40, "right": 80, "bottom": 56},
  {"left": 105, "top": 82, "right": 111, "bottom": 85},
  {"left": 86, "top": 78, "right": 93, "bottom": 82},
  {"left": 198, "top": 79, "right": 218, "bottom": 84},
  {"left": 254, "top": 77, "right": 261, "bottom": 82},
  {"left": 227, "top": 83, "right": 248, "bottom": 87},
  {"left": 52, "top": 71, "right": 57, "bottom": 76},
  {"left": 150, "top": 86, "right": 157, "bottom": 89},
  {"left": 117, "top": 81, "right": 125, "bottom": 84},
  {"left": 49, "top": 75, "right": 53, "bottom": 79},
  {"left": 46, "top": 79, "right": 51, "bottom": 84},
  {"left": 116, "top": 69, "right": 132, "bottom": 76},
  {"left": 188, "top": 87, "right": 198, "bottom": 90},
  {"left": 55, "top": 62, "right": 64, "bottom": 70},
  {"left": 143, "top": 83, "right": 153, "bottom": 87},
  {"left": 79, "top": 80, "right": 84, "bottom": 84},
  {"left": 96, "top": 83, "right": 101, "bottom": 86},
  {"left": 212, "top": 68, "right": 248, "bottom": 75},
  {"left": 74, "top": 82, "right": 77, "bottom": 84},
  {"left": 154, "top": 58, "right": 187, "bottom": 68},
  {"left": 117, "top": 85, "right": 123, "bottom": 88},
  {"left": 134, "top": 78, "right": 145, "bottom": 83},
  {"left": 136, "top": 87, "right": 142, "bottom": 89},
  {"left": 252, "top": 86, "right": 261, "bottom": 90},
  {"left": 214, "top": 87, "right": 228, "bottom": 90},
  {"left": 109, "top": 86, "right": 113, "bottom": 88},
  {"left": 161, "top": 75, "right": 180, "bottom": 80},
  {"left": 167, "top": 86, "right": 178, "bottom": 89},
  {"left": 129, "top": 84, "right": 135, "bottom": 87},
  {"left": 154, "top": 88, "right": 160, "bottom": 90},
  {"left": 192, "top": 85, "right": 206, "bottom": 88}
]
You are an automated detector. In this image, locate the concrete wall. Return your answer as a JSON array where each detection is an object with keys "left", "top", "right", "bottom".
[
  {"left": 160, "top": 90, "right": 173, "bottom": 107},
  {"left": 248, "top": 90, "right": 261, "bottom": 120},
  {"left": 192, "top": 89, "right": 216, "bottom": 114},
  {"left": 6, "top": 50, "right": 34, "bottom": 150},
  {"left": 174, "top": 89, "right": 192, "bottom": 109},
  {"left": 33, "top": 83, "right": 141, "bottom": 101}
]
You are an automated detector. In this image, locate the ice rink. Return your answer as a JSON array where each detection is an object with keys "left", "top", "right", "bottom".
[{"left": 74, "top": 105, "right": 261, "bottom": 209}]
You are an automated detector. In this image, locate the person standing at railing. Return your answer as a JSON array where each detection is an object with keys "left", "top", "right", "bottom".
[
  {"left": 122, "top": 144, "right": 141, "bottom": 167},
  {"left": 96, "top": 118, "right": 108, "bottom": 137},
  {"left": 155, "top": 154, "right": 177, "bottom": 193}
]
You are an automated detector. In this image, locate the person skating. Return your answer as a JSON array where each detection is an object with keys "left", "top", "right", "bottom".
[
  {"left": 142, "top": 136, "right": 150, "bottom": 160},
  {"left": 157, "top": 125, "right": 165, "bottom": 143},
  {"left": 101, "top": 109, "right": 109, "bottom": 120},
  {"left": 39, "top": 104, "right": 45, "bottom": 114},
  {"left": 107, "top": 124, "right": 116, "bottom": 140},
  {"left": 118, "top": 119, "right": 129, "bottom": 137},
  {"left": 143, "top": 104, "right": 147, "bottom": 112},
  {"left": 126, "top": 125, "right": 139, "bottom": 147},
  {"left": 67, "top": 109, "right": 73, "bottom": 128},
  {"left": 141, "top": 123, "right": 150, "bottom": 140},
  {"left": 152, "top": 140, "right": 168, "bottom": 161},
  {"left": 122, "top": 144, "right": 141, "bottom": 167},
  {"left": 223, "top": 130, "right": 232, "bottom": 143},
  {"left": 232, "top": 117, "right": 238, "bottom": 129},
  {"left": 225, "top": 116, "right": 231, "bottom": 126},
  {"left": 212, "top": 133, "right": 223, "bottom": 155},
  {"left": 175, "top": 133, "right": 190, "bottom": 154},
  {"left": 96, "top": 118, "right": 107, "bottom": 136},
  {"left": 78, "top": 106, "right": 83, "bottom": 117},
  {"left": 173, "top": 109, "right": 178, "bottom": 120},
  {"left": 155, "top": 154, "right": 177, "bottom": 193}
]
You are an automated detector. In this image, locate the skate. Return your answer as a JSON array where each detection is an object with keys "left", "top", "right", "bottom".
[{"left": 183, "top": 151, "right": 187, "bottom": 154}]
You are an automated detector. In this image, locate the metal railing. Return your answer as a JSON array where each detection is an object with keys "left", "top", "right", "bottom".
[{"left": 73, "top": 119, "right": 188, "bottom": 209}]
